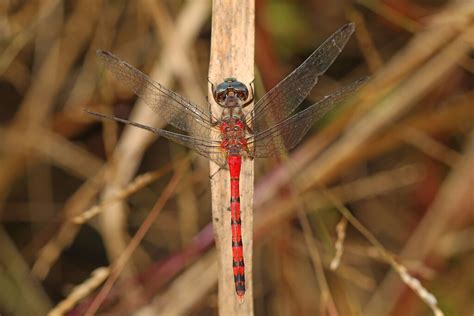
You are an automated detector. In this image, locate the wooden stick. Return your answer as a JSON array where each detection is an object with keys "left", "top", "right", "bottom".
[{"left": 208, "top": 1, "right": 255, "bottom": 314}]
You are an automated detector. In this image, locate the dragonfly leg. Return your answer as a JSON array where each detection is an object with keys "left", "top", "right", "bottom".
[
  {"left": 241, "top": 81, "right": 255, "bottom": 108},
  {"left": 209, "top": 165, "right": 224, "bottom": 179},
  {"left": 206, "top": 96, "right": 213, "bottom": 121},
  {"left": 207, "top": 77, "right": 216, "bottom": 90},
  {"left": 208, "top": 78, "right": 217, "bottom": 103},
  {"left": 245, "top": 148, "right": 254, "bottom": 160},
  {"left": 245, "top": 123, "right": 254, "bottom": 135},
  {"left": 210, "top": 119, "right": 220, "bottom": 128}
]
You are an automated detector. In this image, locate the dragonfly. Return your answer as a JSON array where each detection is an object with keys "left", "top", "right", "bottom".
[{"left": 88, "top": 22, "right": 366, "bottom": 301}]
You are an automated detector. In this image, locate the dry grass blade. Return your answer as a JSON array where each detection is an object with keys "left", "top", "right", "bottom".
[
  {"left": 48, "top": 267, "right": 109, "bottom": 316},
  {"left": 345, "top": 6, "right": 383, "bottom": 73},
  {"left": 400, "top": 127, "right": 461, "bottom": 167},
  {"left": 72, "top": 161, "right": 177, "bottom": 224},
  {"left": 330, "top": 217, "right": 347, "bottom": 270},
  {"left": 357, "top": 0, "right": 421, "bottom": 33}
]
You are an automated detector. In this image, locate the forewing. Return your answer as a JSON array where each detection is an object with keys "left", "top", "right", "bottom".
[
  {"left": 246, "top": 23, "right": 355, "bottom": 133},
  {"left": 87, "top": 110, "right": 226, "bottom": 167},
  {"left": 247, "top": 78, "right": 367, "bottom": 158},
  {"left": 97, "top": 50, "right": 214, "bottom": 139}
]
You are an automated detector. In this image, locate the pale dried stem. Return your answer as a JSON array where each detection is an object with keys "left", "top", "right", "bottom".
[
  {"left": 401, "top": 127, "right": 462, "bottom": 167},
  {"left": 357, "top": 0, "right": 420, "bottom": 33},
  {"left": 48, "top": 267, "right": 110, "bottom": 316},
  {"left": 330, "top": 217, "right": 347, "bottom": 270},
  {"left": 72, "top": 160, "right": 177, "bottom": 224},
  {"left": 208, "top": 0, "right": 255, "bottom": 314},
  {"left": 437, "top": 228, "right": 474, "bottom": 257},
  {"left": 345, "top": 6, "right": 383, "bottom": 73}
]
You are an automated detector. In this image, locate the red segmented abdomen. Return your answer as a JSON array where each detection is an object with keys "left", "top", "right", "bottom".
[{"left": 227, "top": 155, "right": 245, "bottom": 299}]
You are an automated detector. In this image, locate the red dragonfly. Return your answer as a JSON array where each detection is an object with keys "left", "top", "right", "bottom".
[{"left": 88, "top": 23, "right": 365, "bottom": 300}]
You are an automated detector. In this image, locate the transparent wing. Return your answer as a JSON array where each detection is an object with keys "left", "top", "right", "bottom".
[
  {"left": 86, "top": 111, "right": 227, "bottom": 167},
  {"left": 247, "top": 78, "right": 367, "bottom": 158},
  {"left": 97, "top": 50, "right": 214, "bottom": 139},
  {"left": 246, "top": 23, "right": 355, "bottom": 133}
]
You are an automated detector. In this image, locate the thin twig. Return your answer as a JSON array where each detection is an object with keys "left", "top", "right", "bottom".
[
  {"left": 72, "top": 160, "right": 178, "bottom": 224},
  {"left": 401, "top": 127, "right": 461, "bottom": 167},
  {"left": 330, "top": 217, "right": 347, "bottom": 270},
  {"left": 48, "top": 267, "right": 109, "bottom": 316}
]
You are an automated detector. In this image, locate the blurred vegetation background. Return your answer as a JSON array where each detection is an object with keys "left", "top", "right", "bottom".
[{"left": 0, "top": 0, "right": 473, "bottom": 315}]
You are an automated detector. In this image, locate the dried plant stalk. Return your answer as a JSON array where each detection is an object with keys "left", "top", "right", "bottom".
[
  {"left": 330, "top": 217, "right": 347, "bottom": 270},
  {"left": 208, "top": 0, "right": 255, "bottom": 314},
  {"left": 48, "top": 267, "right": 109, "bottom": 316}
]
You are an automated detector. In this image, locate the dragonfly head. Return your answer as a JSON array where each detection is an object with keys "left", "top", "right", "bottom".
[{"left": 213, "top": 78, "right": 249, "bottom": 107}]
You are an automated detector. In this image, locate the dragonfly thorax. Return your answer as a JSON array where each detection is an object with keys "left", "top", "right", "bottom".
[
  {"left": 219, "top": 120, "right": 248, "bottom": 156},
  {"left": 213, "top": 78, "right": 249, "bottom": 107}
]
